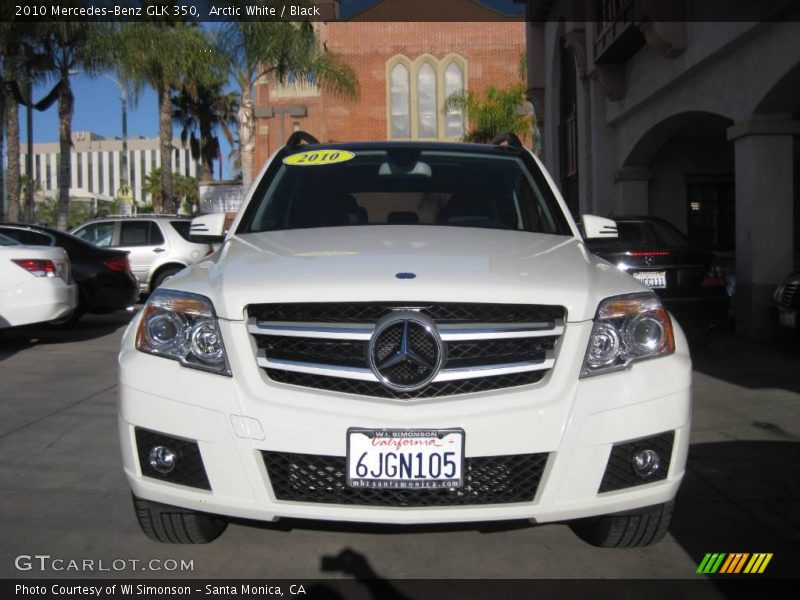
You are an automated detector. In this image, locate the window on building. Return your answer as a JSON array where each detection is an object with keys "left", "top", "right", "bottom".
[
  {"left": 87, "top": 152, "right": 94, "bottom": 193},
  {"left": 389, "top": 63, "right": 410, "bottom": 139},
  {"left": 387, "top": 55, "right": 468, "bottom": 141},
  {"left": 417, "top": 63, "right": 438, "bottom": 139},
  {"left": 559, "top": 40, "right": 580, "bottom": 217},
  {"left": 45, "top": 156, "right": 51, "bottom": 191},
  {"left": 686, "top": 181, "right": 735, "bottom": 251},
  {"left": 129, "top": 152, "right": 135, "bottom": 195},
  {"left": 108, "top": 152, "right": 115, "bottom": 195},
  {"left": 77, "top": 153, "right": 83, "bottom": 189},
  {"left": 444, "top": 62, "right": 465, "bottom": 138},
  {"left": 98, "top": 153, "right": 104, "bottom": 194}
]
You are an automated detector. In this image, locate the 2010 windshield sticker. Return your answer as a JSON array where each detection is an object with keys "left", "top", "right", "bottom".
[{"left": 283, "top": 150, "right": 355, "bottom": 166}]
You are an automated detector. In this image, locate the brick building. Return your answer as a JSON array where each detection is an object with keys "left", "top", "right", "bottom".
[{"left": 251, "top": 0, "right": 525, "bottom": 177}]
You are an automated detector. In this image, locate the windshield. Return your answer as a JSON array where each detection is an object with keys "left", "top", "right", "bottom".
[{"left": 241, "top": 148, "right": 571, "bottom": 235}]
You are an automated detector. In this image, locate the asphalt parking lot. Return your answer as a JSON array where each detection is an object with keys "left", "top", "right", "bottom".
[{"left": 0, "top": 311, "right": 798, "bottom": 587}]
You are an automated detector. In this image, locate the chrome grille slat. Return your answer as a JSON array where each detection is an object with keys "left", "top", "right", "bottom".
[
  {"left": 248, "top": 320, "right": 374, "bottom": 340},
  {"left": 257, "top": 350, "right": 556, "bottom": 382},
  {"left": 248, "top": 318, "right": 564, "bottom": 341},
  {"left": 247, "top": 302, "right": 565, "bottom": 398}
]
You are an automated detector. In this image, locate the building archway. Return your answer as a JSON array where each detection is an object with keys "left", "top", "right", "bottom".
[{"left": 621, "top": 112, "right": 734, "bottom": 253}]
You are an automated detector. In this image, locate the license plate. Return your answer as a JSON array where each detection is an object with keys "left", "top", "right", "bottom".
[
  {"left": 778, "top": 309, "right": 797, "bottom": 329},
  {"left": 633, "top": 270, "right": 667, "bottom": 289},
  {"left": 347, "top": 428, "right": 465, "bottom": 489}
]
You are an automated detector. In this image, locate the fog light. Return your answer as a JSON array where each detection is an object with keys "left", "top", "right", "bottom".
[
  {"left": 632, "top": 449, "right": 661, "bottom": 478},
  {"left": 148, "top": 445, "right": 177, "bottom": 474}
]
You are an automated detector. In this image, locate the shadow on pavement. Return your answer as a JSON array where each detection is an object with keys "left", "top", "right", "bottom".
[
  {"left": 673, "top": 440, "right": 800, "bottom": 581},
  {"left": 0, "top": 310, "right": 135, "bottom": 361},
  {"left": 691, "top": 332, "right": 800, "bottom": 394},
  {"left": 310, "top": 548, "right": 412, "bottom": 600}
]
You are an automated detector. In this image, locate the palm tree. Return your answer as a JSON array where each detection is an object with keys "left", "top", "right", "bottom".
[
  {"left": 444, "top": 81, "right": 534, "bottom": 144},
  {"left": 112, "top": 21, "right": 221, "bottom": 213},
  {"left": 1, "top": 22, "right": 26, "bottom": 222},
  {"left": 33, "top": 21, "right": 110, "bottom": 229},
  {"left": 217, "top": 19, "right": 359, "bottom": 190},
  {"left": 172, "top": 83, "right": 238, "bottom": 181},
  {"left": 143, "top": 167, "right": 198, "bottom": 213},
  {"left": 142, "top": 168, "right": 163, "bottom": 212}
]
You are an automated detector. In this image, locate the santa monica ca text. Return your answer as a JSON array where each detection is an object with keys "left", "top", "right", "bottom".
[{"left": 16, "top": 584, "right": 307, "bottom": 596}]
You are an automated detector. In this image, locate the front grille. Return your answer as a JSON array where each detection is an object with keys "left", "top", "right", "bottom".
[
  {"left": 598, "top": 431, "right": 674, "bottom": 493},
  {"left": 262, "top": 451, "right": 549, "bottom": 506},
  {"left": 257, "top": 335, "right": 559, "bottom": 370},
  {"left": 249, "top": 302, "right": 565, "bottom": 324},
  {"left": 779, "top": 282, "right": 799, "bottom": 308},
  {"left": 266, "top": 368, "right": 546, "bottom": 399},
  {"left": 249, "top": 301, "right": 565, "bottom": 399},
  {"left": 445, "top": 337, "right": 556, "bottom": 368},
  {"left": 257, "top": 336, "right": 367, "bottom": 368}
]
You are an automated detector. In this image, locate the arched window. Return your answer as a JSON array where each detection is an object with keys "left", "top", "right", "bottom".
[
  {"left": 417, "top": 63, "right": 437, "bottom": 138},
  {"left": 389, "top": 63, "right": 410, "bottom": 139},
  {"left": 444, "top": 62, "right": 465, "bottom": 138}
]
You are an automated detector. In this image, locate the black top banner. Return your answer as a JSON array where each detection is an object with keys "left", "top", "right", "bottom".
[{"left": 3, "top": 0, "right": 800, "bottom": 23}]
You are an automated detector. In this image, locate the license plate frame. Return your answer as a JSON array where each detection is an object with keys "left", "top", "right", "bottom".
[
  {"left": 778, "top": 309, "right": 797, "bottom": 329},
  {"left": 632, "top": 270, "right": 667, "bottom": 289},
  {"left": 346, "top": 428, "right": 465, "bottom": 490}
]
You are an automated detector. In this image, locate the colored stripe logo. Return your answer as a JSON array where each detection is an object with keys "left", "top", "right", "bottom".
[{"left": 697, "top": 553, "right": 773, "bottom": 574}]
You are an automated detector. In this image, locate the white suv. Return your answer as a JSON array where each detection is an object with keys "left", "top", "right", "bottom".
[
  {"left": 118, "top": 133, "right": 691, "bottom": 546},
  {"left": 72, "top": 216, "right": 212, "bottom": 295}
]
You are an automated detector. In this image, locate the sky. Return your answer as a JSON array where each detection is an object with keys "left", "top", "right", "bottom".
[{"left": 19, "top": 0, "right": 525, "bottom": 181}]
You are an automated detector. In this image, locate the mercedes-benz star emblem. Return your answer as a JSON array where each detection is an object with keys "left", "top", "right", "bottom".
[{"left": 368, "top": 311, "right": 445, "bottom": 392}]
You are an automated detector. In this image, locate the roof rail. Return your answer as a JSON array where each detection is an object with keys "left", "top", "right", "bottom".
[
  {"left": 488, "top": 132, "right": 523, "bottom": 148},
  {"left": 285, "top": 131, "right": 320, "bottom": 147}
]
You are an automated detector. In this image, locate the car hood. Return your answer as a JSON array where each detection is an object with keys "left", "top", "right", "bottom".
[{"left": 169, "top": 225, "right": 646, "bottom": 322}]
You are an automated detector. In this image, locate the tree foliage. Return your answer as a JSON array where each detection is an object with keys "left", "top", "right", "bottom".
[
  {"left": 444, "top": 82, "right": 534, "bottom": 144},
  {"left": 216, "top": 16, "right": 359, "bottom": 189},
  {"left": 172, "top": 83, "right": 238, "bottom": 181},
  {"left": 111, "top": 18, "right": 222, "bottom": 212}
]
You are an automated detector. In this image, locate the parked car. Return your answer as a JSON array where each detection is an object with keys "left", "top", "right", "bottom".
[
  {"left": 0, "top": 224, "right": 138, "bottom": 325},
  {"left": 120, "top": 132, "right": 691, "bottom": 548},
  {"left": 0, "top": 233, "right": 77, "bottom": 328},
  {"left": 770, "top": 271, "right": 799, "bottom": 332},
  {"left": 71, "top": 216, "right": 213, "bottom": 295},
  {"left": 584, "top": 216, "right": 730, "bottom": 337}
]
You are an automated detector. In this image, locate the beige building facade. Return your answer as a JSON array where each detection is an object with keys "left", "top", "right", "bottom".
[
  {"left": 523, "top": 1, "right": 800, "bottom": 340},
  {"left": 20, "top": 131, "right": 199, "bottom": 205}
]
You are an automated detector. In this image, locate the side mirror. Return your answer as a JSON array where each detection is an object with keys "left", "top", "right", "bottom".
[
  {"left": 581, "top": 214, "right": 618, "bottom": 239},
  {"left": 190, "top": 213, "right": 227, "bottom": 244}
]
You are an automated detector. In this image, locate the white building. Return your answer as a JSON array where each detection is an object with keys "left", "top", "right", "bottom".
[
  {"left": 522, "top": 1, "right": 800, "bottom": 340},
  {"left": 20, "top": 131, "right": 199, "bottom": 205}
]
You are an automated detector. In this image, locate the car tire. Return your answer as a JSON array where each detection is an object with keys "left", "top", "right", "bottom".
[
  {"left": 568, "top": 499, "right": 675, "bottom": 548},
  {"left": 150, "top": 266, "right": 184, "bottom": 292},
  {"left": 48, "top": 297, "right": 85, "bottom": 328},
  {"left": 132, "top": 494, "right": 227, "bottom": 544}
]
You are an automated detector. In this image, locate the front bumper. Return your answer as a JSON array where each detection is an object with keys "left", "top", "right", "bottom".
[{"left": 118, "top": 315, "right": 692, "bottom": 525}]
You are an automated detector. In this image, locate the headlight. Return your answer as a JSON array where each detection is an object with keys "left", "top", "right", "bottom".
[
  {"left": 135, "top": 289, "right": 231, "bottom": 376},
  {"left": 581, "top": 293, "right": 675, "bottom": 378}
]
